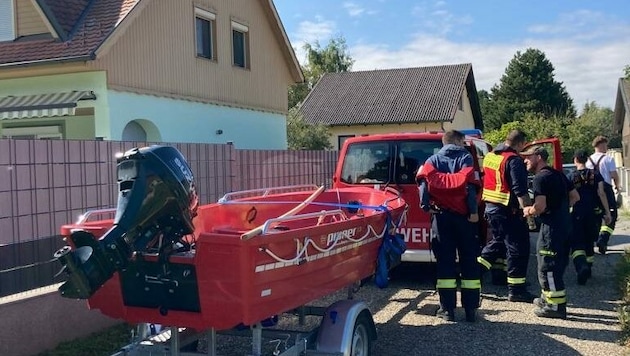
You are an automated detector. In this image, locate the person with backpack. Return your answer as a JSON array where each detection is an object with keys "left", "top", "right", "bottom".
[
  {"left": 568, "top": 149, "right": 612, "bottom": 285},
  {"left": 478, "top": 129, "right": 537, "bottom": 303},
  {"left": 522, "top": 146, "right": 580, "bottom": 319},
  {"left": 416, "top": 130, "right": 481, "bottom": 322},
  {"left": 586, "top": 136, "right": 621, "bottom": 254}
]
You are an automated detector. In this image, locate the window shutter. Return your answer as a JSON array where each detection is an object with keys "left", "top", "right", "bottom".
[{"left": 0, "top": 0, "right": 15, "bottom": 42}]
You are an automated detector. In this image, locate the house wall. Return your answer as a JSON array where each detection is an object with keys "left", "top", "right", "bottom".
[
  {"left": 0, "top": 71, "right": 110, "bottom": 138},
  {"left": 1, "top": 115, "right": 94, "bottom": 139},
  {"left": 16, "top": 0, "right": 48, "bottom": 36},
  {"left": 623, "top": 111, "right": 630, "bottom": 167},
  {"left": 445, "top": 86, "right": 476, "bottom": 130},
  {"left": 329, "top": 122, "right": 443, "bottom": 150},
  {"left": 89, "top": 0, "right": 295, "bottom": 114},
  {"left": 107, "top": 90, "right": 287, "bottom": 148}
]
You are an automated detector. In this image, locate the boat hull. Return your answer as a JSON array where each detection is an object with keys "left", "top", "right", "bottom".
[{"left": 60, "top": 187, "right": 406, "bottom": 330}]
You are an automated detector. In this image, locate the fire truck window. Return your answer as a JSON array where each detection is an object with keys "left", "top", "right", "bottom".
[
  {"left": 395, "top": 141, "right": 442, "bottom": 184},
  {"left": 340, "top": 143, "right": 389, "bottom": 184},
  {"left": 340, "top": 140, "right": 441, "bottom": 184}
]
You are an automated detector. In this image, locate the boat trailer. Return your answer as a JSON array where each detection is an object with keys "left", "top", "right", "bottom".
[{"left": 112, "top": 287, "right": 376, "bottom": 356}]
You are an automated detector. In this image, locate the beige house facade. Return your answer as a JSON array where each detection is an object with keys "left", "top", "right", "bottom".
[{"left": 0, "top": 0, "right": 302, "bottom": 148}]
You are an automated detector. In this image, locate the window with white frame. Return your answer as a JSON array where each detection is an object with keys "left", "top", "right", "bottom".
[
  {"left": 0, "top": 0, "right": 15, "bottom": 42},
  {"left": 231, "top": 21, "right": 249, "bottom": 69},
  {"left": 195, "top": 8, "right": 216, "bottom": 60},
  {"left": 2, "top": 126, "right": 63, "bottom": 139}
]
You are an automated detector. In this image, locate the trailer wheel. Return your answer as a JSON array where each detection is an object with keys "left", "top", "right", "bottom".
[{"left": 350, "top": 314, "right": 373, "bottom": 356}]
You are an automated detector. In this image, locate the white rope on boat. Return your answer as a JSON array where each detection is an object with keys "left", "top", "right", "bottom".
[{"left": 259, "top": 222, "right": 388, "bottom": 263}]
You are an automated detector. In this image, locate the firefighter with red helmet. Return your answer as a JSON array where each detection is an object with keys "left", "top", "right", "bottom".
[
  {"left": 417, "top": 130, "right": 481, "bottom": 322},
  {"left": 478, "top": 129, "right": 537, "bottom": 302}
]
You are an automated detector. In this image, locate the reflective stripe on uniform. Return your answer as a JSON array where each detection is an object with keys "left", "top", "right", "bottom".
[
  {"left": 600, "top": 225, "right": 614, "bottom": 234},
  {"left": 586, "top": 256, "right": 595, "bottom": 264},
  {"left": 482, "top": 189, "right": 510, "bottom": 205},
  {"left": 543, "top": 289, "right": 567, "bottom": 305},
  {"left": 539, "top": 249, "right": 557, "bottom": 256},
  {"left": 461, "top": 279, "right": 481, "bottom": 289},
  {"left": 491, "top": 258, "right": 507, "bottom": 270},
  {"left": 477, "top": 256, "right": 492, "bottom": 270},
  {"left": 436, "top": 279, "right": 457, "bottom": 289},
  {"left": 507, "top": 277, "right": 526, "bottom": 285},
  {"left": 571, "top": 250, "right": 586, "bottom": 260}
]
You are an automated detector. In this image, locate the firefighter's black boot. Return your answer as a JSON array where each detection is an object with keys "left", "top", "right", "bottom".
[
  {"left": 534, "top": 303, "right": 567, "bottom": 319},
  {"left": 573, "top": 254, "right": 590, "bottom": 285},
  {"left": 436, "top": 307, "right": 455, "bottom": 322},
  {"left": 465, "top": 308, "right": 477, "bottom": 322}
]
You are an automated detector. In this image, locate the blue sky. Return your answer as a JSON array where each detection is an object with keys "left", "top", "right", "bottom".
[{"left": 273, "top": 0, "right": 630, "bottom": 111}]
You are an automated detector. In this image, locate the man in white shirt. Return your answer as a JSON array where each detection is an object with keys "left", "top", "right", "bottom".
[{"left": 586, "top": 135, "right": 620, "bottom": 254}]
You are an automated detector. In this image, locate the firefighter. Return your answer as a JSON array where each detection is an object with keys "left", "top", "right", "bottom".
[
  {"left": 522, "top": 146, "right": 579, "bottom": 319},
  {"left": 586, "top": 136, "right": 621, "bottom": 254},
  {"left": 417, "top": 130, "right": 481, "bottom": 322},
  {"left": 478, "top": 129, "right": 537, "bottom": 302},
  {"left": 568, "top": 149, "right": 612, "bottom": 284}
]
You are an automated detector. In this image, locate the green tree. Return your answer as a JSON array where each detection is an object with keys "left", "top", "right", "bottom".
[
  {"left": 288, "top": 36, "right": 354, "bottom": 108},
  {"left": 573, "top": 102, "right": 620, "bottom": 147},
  {"left": 286, "top": 107, "right": 332, "bottom": 150},
  {"left": 483, "top": 121, "right": 524, "bottom": 147},
  {"left": 482, "top": 48, "right": 575, "bottom": 131},
  {"left": 624, "top": 65, "right": 630, "bottom": 79},
  {"left": 485, "top": 102, "right": 619, "bottom": 163}
]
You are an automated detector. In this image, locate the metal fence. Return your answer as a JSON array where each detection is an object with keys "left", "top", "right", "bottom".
[{"left": 0, "top": 139, "right": 338, "bottom": 297}]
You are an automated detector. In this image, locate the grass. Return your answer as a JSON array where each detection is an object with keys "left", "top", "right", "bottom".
[
  {"left": 38, "top": 323, "right": 133, "bottom": 356},
  {"left": 617, "top": 246, "right": 630, "bottom": 347},
  {"left": 617, "top": 209, "right": 630, "bottom": 346}
]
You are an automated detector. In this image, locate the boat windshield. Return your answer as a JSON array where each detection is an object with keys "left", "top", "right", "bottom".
[{"left": 340, "top": 139, "right": 442, "bottom": 184}]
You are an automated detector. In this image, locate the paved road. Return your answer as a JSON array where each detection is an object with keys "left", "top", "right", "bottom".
[{"left": 351, "top": 219, "right": 630, "bottom": 355}]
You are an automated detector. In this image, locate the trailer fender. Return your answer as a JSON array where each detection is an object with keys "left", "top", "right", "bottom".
[{"left": 316, "top": 299, "right": 376, "bottom": 355}]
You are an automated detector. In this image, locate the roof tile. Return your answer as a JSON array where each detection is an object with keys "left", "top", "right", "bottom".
[
  {"left": 300, "top": 63, "right": 473, "bottom": 126},
  {"left": 0, "top": 0, "right": 140, "bottom": 66}
]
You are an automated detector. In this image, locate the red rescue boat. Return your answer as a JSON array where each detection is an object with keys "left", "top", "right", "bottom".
[{"left": 55, "top": 145, "right": 407, "bottom": 332}]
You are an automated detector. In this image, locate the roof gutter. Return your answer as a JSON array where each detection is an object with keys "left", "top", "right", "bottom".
[{"left": 0, "top": 54, "right": 95, "bottom": 68}]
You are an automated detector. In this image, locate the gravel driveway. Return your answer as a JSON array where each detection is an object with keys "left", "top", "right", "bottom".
[
  {"left": 192, "top": 220, "right": 630, "bottom": 356},
  {"left": 352, "top": 219, "right": 630, "bottom": 356}
]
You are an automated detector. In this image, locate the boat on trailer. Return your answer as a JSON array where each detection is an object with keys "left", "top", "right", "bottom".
[{"left": 54, "top": 145, "right": 407, "bottom": 355}]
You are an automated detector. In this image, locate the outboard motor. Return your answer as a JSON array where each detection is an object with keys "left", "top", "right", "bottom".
[{"left": 54, "top": 145, "right": 199, "bottom": 299}]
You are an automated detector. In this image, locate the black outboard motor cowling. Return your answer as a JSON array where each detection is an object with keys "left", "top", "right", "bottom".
[{"left": 55, "top": 145, "right": 199, "bottom": 299}]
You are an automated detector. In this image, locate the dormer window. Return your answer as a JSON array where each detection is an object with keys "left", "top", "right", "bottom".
[{"left": 0, "top": 0, "right": 15, "bottom": 42}]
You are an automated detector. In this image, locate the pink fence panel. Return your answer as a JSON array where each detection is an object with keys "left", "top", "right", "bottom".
[
  {"left": 0, "top": 138, "right": 337, "bottom": 297},
  {"left": 234, "top": 149, "right": 338, "bottom": 191}
]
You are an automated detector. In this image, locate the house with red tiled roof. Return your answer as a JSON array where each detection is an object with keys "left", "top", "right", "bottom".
[
  {"left": 0, "top": 0, "right": 302, "bottom": 148},
  {"left": 299, "top": 63, "right": 483, "bottom": 149}
]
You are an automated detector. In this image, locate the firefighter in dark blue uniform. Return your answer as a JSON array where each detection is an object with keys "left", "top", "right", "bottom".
[
  {"left": 523, "top": 146, "right": 579, "bottom": 319},
  {"left": 478, "top": 129, "right": 537, "bottom": 302},
  {"left": 418, "top": 130, "right": 481, "bottom": 322},
  {"left": 567, "top": 149, "right": 611, "bottom": 284}
]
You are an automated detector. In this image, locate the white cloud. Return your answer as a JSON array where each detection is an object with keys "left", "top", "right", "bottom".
[
  {"left": 349, "top": 9, "right": 630, "bottom": 111},
  {"left": 343, "top": 2, "right": 365, "bottom": 17},
  {"left": 350, "top": 33, "right": 630, "bottom": 110},
  {"left": 292, "top": 18, "right": 337, "bottom": 62},
  {"left": 411, "top": 2, "right": 473, "bottom": 37}
]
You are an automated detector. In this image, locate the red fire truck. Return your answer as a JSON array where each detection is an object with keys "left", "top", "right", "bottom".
[{"left": 332, "top": 130, "right": 561, "bottom": 263}]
